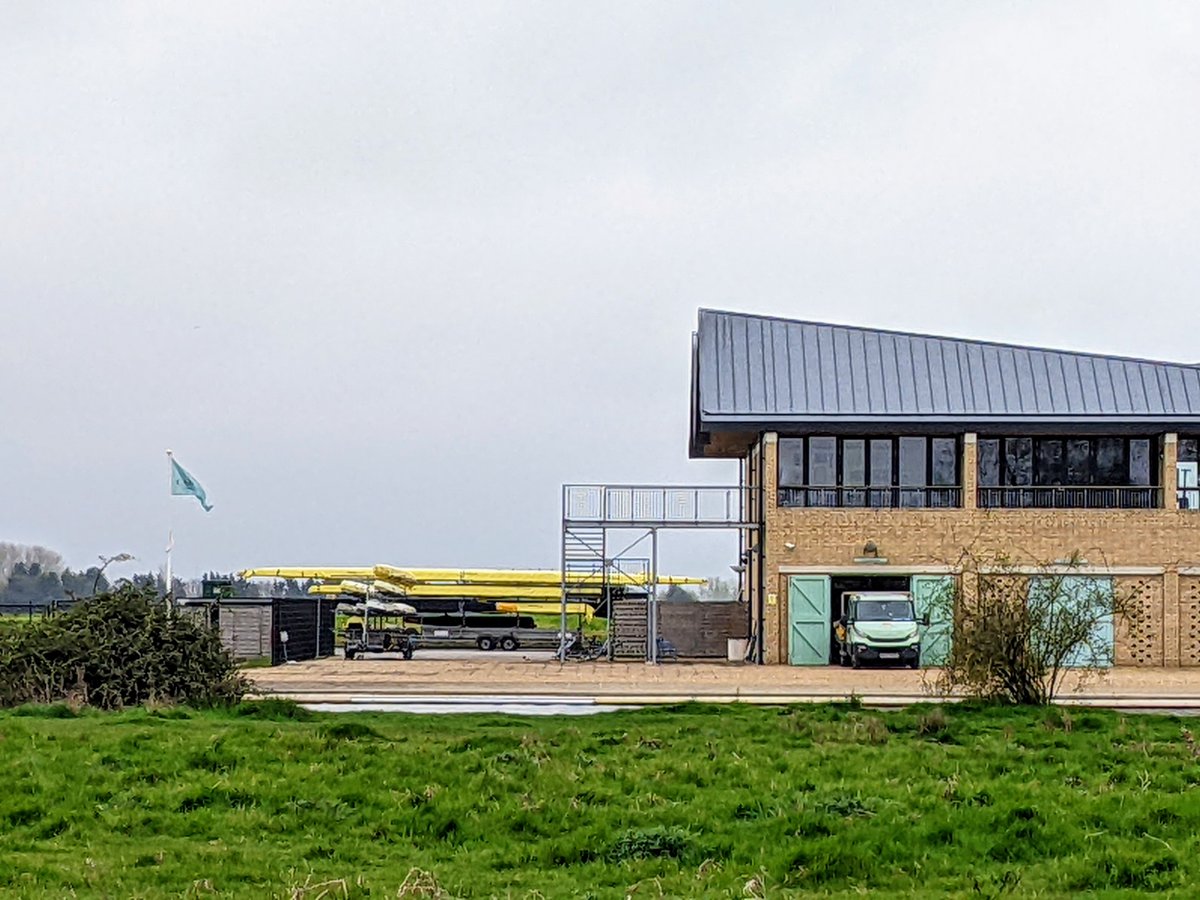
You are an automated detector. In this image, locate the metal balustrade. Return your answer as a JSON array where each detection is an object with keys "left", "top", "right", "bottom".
[
  {"left": 563, "top": 484, "right": 754, "bottom": 527},
  {"left": 977, "top": 486, "right": 1161, "bottom": 509},
  {"left": 778, "top": 486, "right": 963, "bottom": 509}
]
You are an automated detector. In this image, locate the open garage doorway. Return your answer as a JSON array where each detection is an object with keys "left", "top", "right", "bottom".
[{"left": 828, "top": 575, "right": 911, "bottom": 664}]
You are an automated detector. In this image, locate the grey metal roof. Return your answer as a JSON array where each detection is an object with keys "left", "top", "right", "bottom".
[{"left": 695, "top": 309, "right": 1200, "bottom": 425}]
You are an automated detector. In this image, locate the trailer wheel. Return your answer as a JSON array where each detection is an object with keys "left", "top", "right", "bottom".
[
  {"left": 477, "top": 635, "right": 496, "bottom": 652},
  {"left": 500, "top": 636, "right": 519, "bottom": 652}
]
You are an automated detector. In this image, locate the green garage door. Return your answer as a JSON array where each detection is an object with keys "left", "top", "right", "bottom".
[
  {"left": 1029, "top": 576, "right": 1114, "bottom": 668},
  {"left": 912, "top": 575, "right": 955, "bottom": 667},
  {"left": 788, "top": 576, "right": 831, "bottom": 666}
]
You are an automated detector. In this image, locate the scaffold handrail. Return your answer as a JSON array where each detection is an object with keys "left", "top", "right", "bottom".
[{"left": 563, "top": 484, "right": 758, "bottom": 527}]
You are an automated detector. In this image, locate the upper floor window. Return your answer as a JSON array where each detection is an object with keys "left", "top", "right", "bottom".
[
  {"left": 977, "top": 436, "right": 1158, "bottom": 509},
  {"left": 778, "top": 436, "right": 960, "bottom": 508},
  {"left": 1178, "top": 438, "right": 1199, "bottom": 509}
]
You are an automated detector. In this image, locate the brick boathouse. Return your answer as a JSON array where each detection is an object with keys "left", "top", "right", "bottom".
[{"left": 690, "top": 309, "right": 1200, "bottom": 667}]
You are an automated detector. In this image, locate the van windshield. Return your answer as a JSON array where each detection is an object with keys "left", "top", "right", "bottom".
[{"left": 854, "top": 600, "right": 914, "bottom": 621}]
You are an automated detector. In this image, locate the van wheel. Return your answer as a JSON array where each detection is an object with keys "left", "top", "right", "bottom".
[
  {"left": 909, "top": 658, "right": 920, "bottom": 669},
  {"left": 477, "top": 636, "right": 495, "bottom": 652},
  {"left": 501, "top": 636, "right": 519, "bottom": 652}
]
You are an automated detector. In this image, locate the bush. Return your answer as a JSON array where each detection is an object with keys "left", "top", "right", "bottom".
[
  {"left": 608, "top": 826, "right": 695, "bottom": 862},
  {"left": 0, "top": 585, "right": 247, "bottom": 709},
  {"left": 930, "top": 550, "right": 1144, "bottom": 705}
]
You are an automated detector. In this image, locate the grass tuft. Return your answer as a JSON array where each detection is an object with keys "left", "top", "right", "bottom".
[
  {"left": 233, "top": 698, "right": 313, "bottom": 721},
  {"left": 11, "top": 703, "right": 78, "bottom": 719},
  {"left": 320, "top": 721, "right": 383, "bottom": 742},
  {"left": 608, "top": 825, "right": 695, "bottom": 862}
]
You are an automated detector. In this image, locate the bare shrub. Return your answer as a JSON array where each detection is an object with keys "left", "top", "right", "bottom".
[
  {"left": 917, "top": 707, "right": 949, "bottom": 738},
  {"left": 929, "top": 550, "right": 1143, "bottom": 705}
]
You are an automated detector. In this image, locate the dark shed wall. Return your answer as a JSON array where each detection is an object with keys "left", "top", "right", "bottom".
[
  {"left": 271, "top": 598, "right": 336, "bottom": 665},
  {"left": 658, "top": 601, "right": 749, "bottom": 658}
]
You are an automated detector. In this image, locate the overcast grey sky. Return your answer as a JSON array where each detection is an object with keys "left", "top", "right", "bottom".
[{"left": 4, "top": 2, "right": 1200, "bottom": 579}]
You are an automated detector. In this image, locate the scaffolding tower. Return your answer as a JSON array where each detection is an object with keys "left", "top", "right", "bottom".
[{"left": 559, "top": 484, "right": 759, "bottom": 663}]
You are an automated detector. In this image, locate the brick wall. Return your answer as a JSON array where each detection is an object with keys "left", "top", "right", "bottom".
[{"left": 753, "top": 431, "right": 1200, "bottom": 667}]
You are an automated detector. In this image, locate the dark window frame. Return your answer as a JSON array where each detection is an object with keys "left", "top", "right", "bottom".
[
  {"left": 977, "top": 435, "right": 1160, "bottom": 509},
  {"left": 778, "top": 435, "right": 961, "bottom": 508}
]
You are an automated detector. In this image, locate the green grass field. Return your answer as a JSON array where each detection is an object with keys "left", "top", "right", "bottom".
[{"left": 2, "top": 702, "right": 1198, "bottom": 898}]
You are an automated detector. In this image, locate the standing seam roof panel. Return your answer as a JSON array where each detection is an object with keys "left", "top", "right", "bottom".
[
  {"left": 1093, "top": 356, "right": 1116, "bottom": 412},
  {"left": 864, "top": 331, "right": 885, "bottom": 414},
  {"left": 941, "top": 340, "right": 962, "bottom": 413},
  {"left": 745, "top": 317, "right": 765, "bottom": 413},
  {"left": 981, "top": 347, "right": 1004, "bottom": 413},
  {"left": 1110, "top": 358, "right": 1132, "bottom": 413},
  {"left": 1064, "top": 355, "right": 1083, "bottom": 413},
  {"left": 694, "top": 310, "right": 1200, "bottom": 421},
  {"left": 1184, "top": 368, "right": 1200, "bottom": 413},
  {"left": 1079, "top": 356, "right": 1101, "bottom": 414},
  {"left": 893, "top": 335, "right": 915, "bottom": 413},
  {"left": 834, "top": 329, "right": 853, "bottom": 413},
  {"left": 909, "top": 339, "right": 930, "bottom": 413},
  {"left": 993, "top": 348, "right": 1012, "bottom": 415},
  {"left": 1012, "top": 350, "right": 1037, "bottom": 414}
]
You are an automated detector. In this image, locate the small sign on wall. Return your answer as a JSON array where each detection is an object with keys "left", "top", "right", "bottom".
[{"left": 767, "top": 592, "right": 777, "bottom": 607}]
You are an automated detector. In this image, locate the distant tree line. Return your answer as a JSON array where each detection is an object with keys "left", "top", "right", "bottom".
[
  {"left": 0, "top": 562, "right": 114, "bottom": 606},
  {"left": 0, "top": 543, "right": 316, "bottom": 608}
]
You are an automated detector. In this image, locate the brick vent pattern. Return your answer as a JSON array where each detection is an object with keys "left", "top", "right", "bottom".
[
  {"left": 1115, "top": 576, "right": 1163, "bottom": 667},
  {"left": 1181, "top": 577, "right": 1200, "bottom": 666}
]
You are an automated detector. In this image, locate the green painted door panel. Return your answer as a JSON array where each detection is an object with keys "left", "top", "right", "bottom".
[
  {"left": 1029, "top": 576, "right": 1114, "bottom": 668},
  {"left": 788, "top": 576, "right": 831, "bottom": 666},
  {"left": 912, "top": 575, "right": 954, "bottom": 667}
]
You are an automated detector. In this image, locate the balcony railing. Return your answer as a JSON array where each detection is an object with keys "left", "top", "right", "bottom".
[
  {"left": 778, "top": 486, "right": 962, "bottom": 509},
  {"left": 564, "top": 484, "right": 755, "bottom": 526},
  {"left": 977, "top": 486, "right": 1161, "bottom": 509}
]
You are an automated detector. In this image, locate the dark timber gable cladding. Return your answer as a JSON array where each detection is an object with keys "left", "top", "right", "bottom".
[{"left": 693, "top": 309, "right": 1200, "bottom": 445}]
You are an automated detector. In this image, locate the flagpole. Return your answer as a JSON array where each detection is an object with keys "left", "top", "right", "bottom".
[{"left": 166, "top": 449, "right": 174, "bottom": 605}]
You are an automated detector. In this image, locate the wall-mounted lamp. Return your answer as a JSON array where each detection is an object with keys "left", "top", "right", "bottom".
[
  {"left": 783, "top": 542, "right": 796, "bottom": 552},
  {"left": 732, "top": 543, "right": 761, "bottom": 574},
  {"left": 852, "top": 540, "right": 888, "bottom": 565}
]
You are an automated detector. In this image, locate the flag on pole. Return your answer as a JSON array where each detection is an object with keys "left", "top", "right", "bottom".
[{"left": 170, "top": 457, "right": 213, "bottom": 511}]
